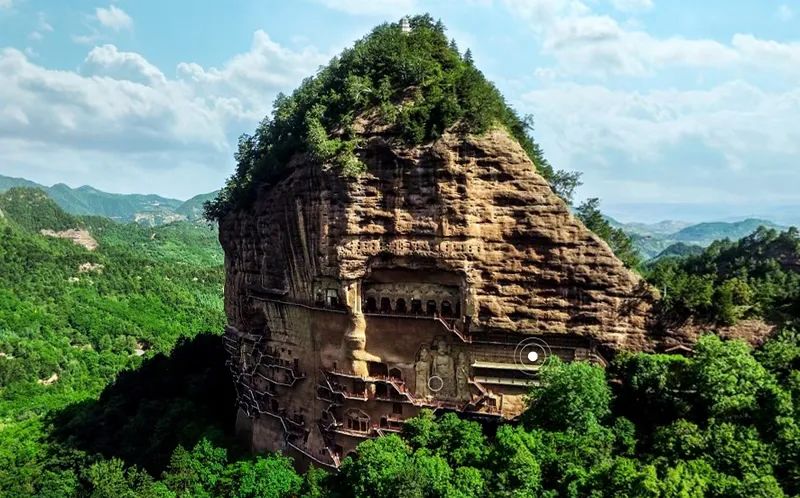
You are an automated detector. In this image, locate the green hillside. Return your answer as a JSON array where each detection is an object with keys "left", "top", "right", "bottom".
[
  {"left": 47, "top": 183, "right": 183, "bottom": 221},
  {"left": 176, "top": 190, "right": 220, "bottom": 221},
  {"left": 0, "top": 187, "right": 81, "bottom": 231},
  {"left": 0, "top": 190, "right": 227, "bottom": 494},
  {"left": 646, "top": 227, "right": 800, "bottom": 325},
  {"left": 0, "top": 174, "right": 196, "bottom": 225},
  {"left": 653, "top": 242, "right": 705, "bottom": 260},
  {"left": 672, "top": 218, "right": 784, "bottom": 244},
  {"left": 621, "top": 218, "right": 788, "bottom": 260},
  {"left": 0, "top": 174, "right": 40, "bottom": 190}
]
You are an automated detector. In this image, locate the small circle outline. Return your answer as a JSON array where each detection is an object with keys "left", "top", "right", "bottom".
[{"left": 427, "top": 375, "right": 444, "bottom": 392}]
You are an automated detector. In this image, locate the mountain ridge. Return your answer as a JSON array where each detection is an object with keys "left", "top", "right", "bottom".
[{"left": 0, "top": 174, "right": 214, "bottom": 225}]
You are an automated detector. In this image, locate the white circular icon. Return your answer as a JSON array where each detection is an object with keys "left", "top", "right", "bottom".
[{"left": 513, "top": 337, "right": 552, "bottom": 377}]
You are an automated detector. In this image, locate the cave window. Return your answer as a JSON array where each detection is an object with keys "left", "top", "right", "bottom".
[
  {"left": 441, "top": 300, "right": 453, "bottom": 317},
  {"left": 326, "top": 289, "right": 339, "bottom": 307},
  {"left": 315, "top": 290, "right": 324, "bottom": 306},
  {"left": 393, "top": 403, "right": 403, "bottom": 415},
  {"left": 346, "top": 410, "right": 370, "bottom": 432},
  {"left": 353, "top": 379, "right": 366, "bottom": 395},
  {"left": 380, "top": 416, "right": 388, "bottom": 428},
  {"left": 395, "top": 298, "right": 407, "bottom": 313},
  {"left": 426, "top": 300, "right": 437, "bottom": 315},
  {"left": 380, "top": 297, "right": 392, "bottom": 313},
  {"left": 270, "top": 399, "right": 278, "bottom": 412},
  {"left": 411, "top": 299, "right": 423, "bottom": 314},
  {"left": 368, "top": 361, "right": 388, "bottom": 378},
  {"left": 389, "top": 367, "right": 402, "bottom": 381},
  {"left": 375, "top": 383, "right": 388, "bottom": 398},
  {"left": 365, "top": 297, "right": 377, "bottom": 312}
]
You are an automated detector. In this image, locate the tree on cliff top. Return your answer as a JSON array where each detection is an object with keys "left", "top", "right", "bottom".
[{"left": 205, "top": 15, "right": 579, "bottom": 219}]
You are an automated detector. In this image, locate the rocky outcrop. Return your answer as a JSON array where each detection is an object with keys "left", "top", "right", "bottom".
[
  {"left": 219, "top": 128, "right": 660, "bottom": 466},
  {"left": 221, "top": 129, "right": 656, "bottom": 350},
  {"left": 40, "top": 228, "right": 98, "bottom": 251}
]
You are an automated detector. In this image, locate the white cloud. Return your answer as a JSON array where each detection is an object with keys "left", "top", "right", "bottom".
[
  {"left": 505, "top": 1, "right": 800, "bottom": 78},
  {"left": 0, "top": 31, "right": 328, "bottom": 199},
  {"left": 520, "top": 81, "right": 800, "bottom": 205},
  {"left": 778, "top": 4, "right": 794, "bottom": 21},
  {"left": 0, "top": 0, "right": 13, "bottom": 9},
  {"left": 177, "top": 30, "right": 329, "bottom": 121},
  {"left": 28, "top": 13, "right": 54, "bottom": 42},
  {"left": 84, "top": 45, "right": 167, "bottom": 86},
  {"left": 315, "top": 0, "right": 417, "bottom": 17},
  {"left": 610, "top": 0, "right": 653, "bottom": 13},
  {"left": 95, "top": 5, "right": 133, "bottom": 31}
]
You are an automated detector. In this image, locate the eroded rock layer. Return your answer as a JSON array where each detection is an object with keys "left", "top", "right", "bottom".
[{"left": 220, "top": 129, "right": 657, "bottom": 467}]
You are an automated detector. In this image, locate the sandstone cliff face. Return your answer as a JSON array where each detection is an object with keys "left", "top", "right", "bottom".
[
  {"left": 219, "top": 128, "right": 660, "bottom": 466},
  {"left": 221, "top": 129, "right": 656, "bottom": 351}
]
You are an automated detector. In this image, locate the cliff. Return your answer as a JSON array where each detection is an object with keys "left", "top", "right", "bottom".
[
  {"left": 220, "top": 128, "right": 656, "bottom": 351},
  {"left": 218, "top": 125, "right": 663, "bottom": 466}
]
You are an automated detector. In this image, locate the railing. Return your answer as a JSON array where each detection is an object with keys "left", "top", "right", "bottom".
[
  {"left": 248, "top": 294, "right": 348, "bottom": 314},
  {"left": 434, "top": 316, "right": 472, "bottom": 343}
]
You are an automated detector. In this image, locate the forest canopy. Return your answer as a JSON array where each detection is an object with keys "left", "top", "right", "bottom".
[{"left": 206, "top": 15, "right": 576, "bottom": 219}]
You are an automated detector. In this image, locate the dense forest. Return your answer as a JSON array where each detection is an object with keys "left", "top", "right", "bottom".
[
  {"left": 206, "top": 15, "right": 581, "bottom": 219},
  {"left": 0, "top": 188, "right": 229, "bottom": 495},
  {"left": 646, "top": 226, "right": 800, "bottom": 327},
  {"left": 1, "top": 187, "right": 799, "bottom": 496}
]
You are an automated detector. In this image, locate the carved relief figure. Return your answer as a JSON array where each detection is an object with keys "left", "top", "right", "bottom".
[
  {"left": 433, "top": 340, "right": 455, "bottom": 398},
  {"left": 415, "top": 345, "right": 431, "bottom": 397},
  {"left": 456, "top": 351, "right": 469, "bottom": 400}
]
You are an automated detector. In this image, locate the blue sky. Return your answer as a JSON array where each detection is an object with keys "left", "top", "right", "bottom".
[{"left": 1, "top": 0, "right": 799, "bottom": 223}]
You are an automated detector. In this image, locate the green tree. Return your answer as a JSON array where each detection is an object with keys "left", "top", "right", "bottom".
[
  {"left": 575, "top": 198, "right": 641, "bottom": 268},
  {"left": 222, "top": 454, "right": 302, "bottom": 498},
  {"left": 523, "top": 357, "right": 611, "bottom": 431},
  {"left": 691, "top": 335, "right": 773, "bottom": 420}
]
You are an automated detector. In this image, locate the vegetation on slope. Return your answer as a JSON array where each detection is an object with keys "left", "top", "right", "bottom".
[
  {"left": 0, "top": 174, "right": 222, "bottom": 225},
  {"left": 645, "top": 226, "right": 800, "bottom": 326},
  {"left": 206, "top": 15, "right": 579, "bottom": 219},
  {"left": 0, "top": 189, "right": 226, "bottom": 494},
  {"left": 576, "top": 197, "right": 642, "bottom": 269},
  {"left": 10, "top": 333, "right": 798, "bottom": 497},
  {"left": 1, "top": 188, "right": 799, "bottom": 496}
]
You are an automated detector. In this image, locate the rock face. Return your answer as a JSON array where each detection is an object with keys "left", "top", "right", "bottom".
[
  {"left": 219, "top": 129, "right": 658, "bottom": 468},
  {"left": 40, "top": 228, "right": 98, "bottom": 251}
]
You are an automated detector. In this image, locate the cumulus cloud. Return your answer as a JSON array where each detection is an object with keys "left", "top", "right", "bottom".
[
  {"left": 520, "top": 81, "right": 800, "bottom": 207},
  {"left": 177, "top": 30, "right": 328, "bottom": 121},
  {"left": 83, "top": 45, "right": 167, "bottom": 86},
  {"left": 504, "top": 0, "right": 800, "bottom": 78},
  {"left": 95, "top": 5, "right": 133, "bottom": 31},
  {"left": 0, "top": 31, "right": 328, "bottom": 198}
]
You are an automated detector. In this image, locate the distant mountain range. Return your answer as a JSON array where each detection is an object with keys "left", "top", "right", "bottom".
[
  {"left": 609, "top": 217, "right": 790, "bottom": 260},
  {"left": 0, "top": 174, "right": 217, "bottom": 225}
]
